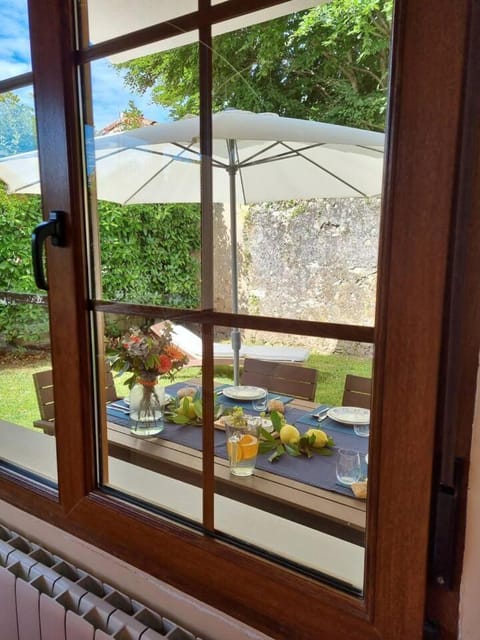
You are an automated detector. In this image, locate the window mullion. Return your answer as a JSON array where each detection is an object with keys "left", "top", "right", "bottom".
[{"left": 199, "top": 14, "right": 215, "bottom": 531}]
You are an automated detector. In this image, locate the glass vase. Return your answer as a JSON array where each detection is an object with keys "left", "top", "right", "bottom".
[{"left": 129, "top": 374, "right": 164, "bottom": 436}]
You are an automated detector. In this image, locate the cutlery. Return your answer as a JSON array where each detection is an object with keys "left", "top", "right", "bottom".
[
  {"left": 312, "top": 407, "right": 329, "bottom": 418},
  {"left": 317, "top": 414, "right": 329, "bottom": 422}
]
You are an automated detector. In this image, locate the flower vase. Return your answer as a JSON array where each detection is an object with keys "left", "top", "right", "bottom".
[{"left": 129, "top": 374, "right": 164, "bottom": 436}]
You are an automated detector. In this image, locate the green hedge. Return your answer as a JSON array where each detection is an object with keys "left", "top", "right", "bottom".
[
  {"left": 98, "top": 200, "right": 201, "bottom": 307},
  {"left": 0, "top": 185, "right": 201, "bottom": 345}
]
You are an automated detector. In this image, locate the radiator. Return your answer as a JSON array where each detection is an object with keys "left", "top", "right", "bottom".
[{"left": 0, "top": 524, "right": 202, "bottom": 640}]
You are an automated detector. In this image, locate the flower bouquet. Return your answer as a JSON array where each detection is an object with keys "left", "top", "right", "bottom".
[{"left": 110, "top": 323, "right": 188, "bottom": 435}]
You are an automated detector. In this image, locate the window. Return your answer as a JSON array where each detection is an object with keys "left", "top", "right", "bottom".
[{"left": 0, "top": 1, "right": 475, "bottom": 638}]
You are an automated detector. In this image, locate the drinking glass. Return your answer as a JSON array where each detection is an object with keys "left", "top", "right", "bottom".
[
  {"left": 336, "top": 449, "right": 362, "bottom": 486},
  {"left": 225, "top": 418, "right": 260, "bottom": 477},
  {"left": 251, "top": 388, "right": 268, "bottom": 412},
  {"left": 353, "top": 422, "right": 370, "bottom": 437}
]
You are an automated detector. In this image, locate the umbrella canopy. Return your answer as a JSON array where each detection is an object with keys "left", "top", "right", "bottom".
[
  {"left": 0, "top": 109, "right": 385, "bottom": 383},
  {"left": 0, "top": 109, "right": 384, "bottom": 202}
]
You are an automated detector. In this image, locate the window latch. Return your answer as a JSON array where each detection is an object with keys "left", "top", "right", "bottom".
[{"left": 31, "top": 210, "right": 67, "bottom": 291}]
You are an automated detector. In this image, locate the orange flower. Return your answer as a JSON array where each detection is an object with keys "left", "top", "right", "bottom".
[
  {"left": 157, "top": 354, "right": 172, "bottom": 374},
  {"left": 164, "top": 344, "right": 186, "bottom": 362}
]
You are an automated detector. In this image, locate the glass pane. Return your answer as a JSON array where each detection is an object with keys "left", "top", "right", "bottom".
[
  {"left": 213, "top": 330, "right": 372, "bottom": 590},
  {"left": 0, "top": 87, "right": 57, "bottom": 485},
  {"left": 99, "top": 313, "right": 203, "bottom": 523},
  {"left": 0, "top": 0, "right": 32, "bottom": 80},
  {"left": 211, "top": 2, "right": 385, "bottom": 326},
  {"left": 87, "top": 46, "right": 201, "bottom": 308}
]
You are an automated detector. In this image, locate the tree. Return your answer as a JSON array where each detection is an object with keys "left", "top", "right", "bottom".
[
  {"left": 0, "top": 93, "right": 37, "bottom": 157},
  {"left": 116, "top": 0, "right": 392, "bottom": 131}
]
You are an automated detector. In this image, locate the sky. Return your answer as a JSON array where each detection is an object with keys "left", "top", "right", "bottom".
[{"left": 0, "top": 0, "right": 168, "bottom": 131}]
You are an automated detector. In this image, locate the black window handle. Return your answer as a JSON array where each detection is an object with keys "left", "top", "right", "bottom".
[{"left": 31, "top": 211, "right": 67, "bottom": 291}]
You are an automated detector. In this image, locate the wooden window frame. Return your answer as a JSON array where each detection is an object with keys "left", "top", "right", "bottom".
[{"left": 0, "top": 1, "right": 478, "bottom": 638}]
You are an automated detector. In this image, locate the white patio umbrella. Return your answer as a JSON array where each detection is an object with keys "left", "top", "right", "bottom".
[{"left": 0, "top": 109, "right": 385, "bottom": 383}]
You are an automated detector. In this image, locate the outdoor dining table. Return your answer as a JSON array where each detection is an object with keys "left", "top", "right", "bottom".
[{"left": 106, "top": 380, "right": 369, "bottom": 546}]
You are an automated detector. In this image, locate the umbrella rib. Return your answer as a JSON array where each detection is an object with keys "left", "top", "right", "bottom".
[
  {"left": 235, "top": 141, "right": 287, "bottom": 168},
  {"left": 10, "top": 180, "right": 40, "bottom": 193},
  {"left": 230, "top": 140, "right": 248, "bottom": 205},
  {"left": 240, "top": 141, "right": 371, "bottom": 197},
  {"left": 121, "top": 143, "right": 197, "bottom": 204},
  {"left": 98, "top": 142, "right": 222, "bottom": 204},
  {"left": 97, "top": 142, "right": 228, "bottom": 170},
  {"left": 357, "top": 144, "right": 384, "bottom": 155},
  {"left": 238, "top": 142, "right": 324, "bottom": 168},
  {"left": 169, "top": 143, "right": 229, "bottom": 170}
]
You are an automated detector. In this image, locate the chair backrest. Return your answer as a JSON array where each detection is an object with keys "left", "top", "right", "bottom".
[
  {"left": 342, "top": 374, "right": 372, "bottom": 409},
  {"left": 241, "top": 358, "right": 318, "bottom": 401},
  {"left": 33, "top": 364, "right": 119, "bottom": 433},
  {"left": 33, "top": 369, "right": 55, "bottom": 423}
]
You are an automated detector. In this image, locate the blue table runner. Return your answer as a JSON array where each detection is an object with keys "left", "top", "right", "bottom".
[{"left": 107, "top": 387, "right": 368, "bottom": 499}]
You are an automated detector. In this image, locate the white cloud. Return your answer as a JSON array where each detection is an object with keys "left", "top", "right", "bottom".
[{"left": 0, "top": 0, "right": 31, "bottom": 79}]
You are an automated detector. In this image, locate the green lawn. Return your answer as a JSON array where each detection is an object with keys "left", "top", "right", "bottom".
[{"left": 0, "top": 352, "right": 372, "bottom": 429}]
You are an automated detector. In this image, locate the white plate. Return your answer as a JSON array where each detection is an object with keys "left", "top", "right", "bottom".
[
  {"left": 123, "top": 393, "right": 173, "bottom": 407},
  {"left": 327, "top": 406, "right": 370, "bottom": 425},
  {"left": 222, "top": 385, "right": 266, "bottom": 401}
]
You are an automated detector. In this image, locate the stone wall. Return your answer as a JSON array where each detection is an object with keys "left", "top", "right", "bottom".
[{"left": 213, "top": 197, "right": 380, "bottom": 355}]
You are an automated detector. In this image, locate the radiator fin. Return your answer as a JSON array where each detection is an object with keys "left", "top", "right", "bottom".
[
  {"left": 0, "top": 524, "right": 204, "bottom": 640},
  {"left": 16, "top": 578, "right": 41, "bottom": 640}
]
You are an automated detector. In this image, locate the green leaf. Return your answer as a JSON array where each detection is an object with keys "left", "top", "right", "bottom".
[
  {"left": 284, "top": 443, "right": 301, "bottom": 457},
  {"left": 270, "top": 411, "right": 283, "bottom": 433},
  {"left": 316, "top": 447, "right": 334, "bottom": 456},
  {"left": 268, "top": 445, "right": 285, "bottom": 462},
  {"left": 193, "top": 399, "right": 202, "bottom": 419},
  {"left": 259, "top": 440, "right": 278, "bottom": 455},
  {"left": 299, "top": 435, "right": 315, "bottom": 448},
  {"left": 171, "top": 415, "right": 191, "bottom": 425},
  {"left": 259, "top": 426, "right": 276, "bottom": 442},
  {"left": 214, "top": 404, "right": 224, "bottom": 420},
  {"left": 299, "top": 444, "right": 314, "bottom": 459}
]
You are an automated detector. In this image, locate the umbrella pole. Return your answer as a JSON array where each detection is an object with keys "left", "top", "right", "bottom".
[{"left": 227, "top": 139, "right": 241, "bottom": 385}]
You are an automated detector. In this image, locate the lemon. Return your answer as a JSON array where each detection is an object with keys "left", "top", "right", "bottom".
[
  {"left": 178, "top": 397, "right": 197, "bottom": 419},
  {"left": 279, "top": 424, "right": 300, "bottom": 445},
  {"left": 304, "top": 428, "right": 328, "bottom": 448}
]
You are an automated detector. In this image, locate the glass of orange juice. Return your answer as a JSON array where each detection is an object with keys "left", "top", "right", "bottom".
[{"left": 225, "top": 417, "right": 260, "bottom": 476}]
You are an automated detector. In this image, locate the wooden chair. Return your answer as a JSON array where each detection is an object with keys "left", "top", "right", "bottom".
[
  {"left": 342, "top": 374, "right": 372, "bottom": 409},
  {"left": 33, "top": 364, "right": 119, "bottom": 435},
  {"left": 240, "top": 358, "right": 318, "bottom": 401}
]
